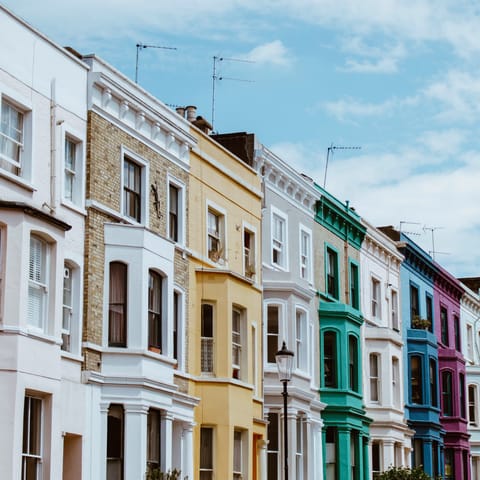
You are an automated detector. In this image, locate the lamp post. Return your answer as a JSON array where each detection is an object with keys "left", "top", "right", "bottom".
[{"left": 275, "top": 341, "right": 294, "bottom": 480}]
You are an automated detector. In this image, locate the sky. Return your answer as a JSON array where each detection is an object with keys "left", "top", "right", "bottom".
[{"left": 4, "top": 0, "right": 480, "bottom": 279}]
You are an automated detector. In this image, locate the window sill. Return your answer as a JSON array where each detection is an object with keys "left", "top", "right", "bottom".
[
  {"left": 60, "top": 199, "right": 87, "bottom": 216},
  {"left": 60, "top": 350, "right": 84, "bottom": 363},
  {"left": 0, "top": 169, "right": 36, "bottom": 191}
]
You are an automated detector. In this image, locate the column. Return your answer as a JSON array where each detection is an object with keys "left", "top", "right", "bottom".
[
  {"left": 310, "top": 418, "right": 323, "bottom": 480},
  {"left": 383, "top": 440, "right": 395, "bottom": 470},
  {"left": 124, "top": 403, "right": 149, "bottom": 479},
  {"left": 182, "top": 423, "right": 194, "bottom": 480},
  {"left": 338, "top": 428, "right": 351, "bottom": 480},
  {"left": 161, "top": 412, "right": 174, "bottom": 472},
  {"left": 257, "top": 438, "right": 268, "bottom": 480},
  {"left": 286, "top": 409, "right": 297, "bottom": 480},
  {"left": 97, "top": 402, "right": 110, "bottom": 480}
]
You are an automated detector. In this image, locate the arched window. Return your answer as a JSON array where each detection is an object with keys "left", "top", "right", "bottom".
[
  {"left": 108, "top": 262, "right": 127, "bottom": 347},
  {"left": 442, "top": 371, "right": 453, "bottom": 416},
  {"left": 148, "top": 270, "right": 163, "bottom": 351}
]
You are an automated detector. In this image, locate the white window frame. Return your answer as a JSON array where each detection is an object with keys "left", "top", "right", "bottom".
[
  {"left": 371, "top": 441, "right": 383, "bottom": 478},
  {"left": 371, "top": 276, "right": 381, "bottom": 320},
  {"left": 62, "top": 263, "right": 73, "bottom": 352},
  {"left": 265, "top": 302, "right": 283, "bottom": 365},
  {"left": 271, "top": 207, "right": 288, "bottom": 270},
  {"left": 22, "top": 395, "right": 43, "bottom": 480},
  {"left": 173, "top": 288, "right": 185, "bottom": 370},
  {"left": 467, "top": 324, "right": 474, "bottom": 361},
  {"left": 391, "top": 289, "right": 399, "bottom": 331},
  {"left": 295, "top": 416, "right": 306, "bottom": 480},
  {"left": 0, "top": 91, "right": 33, "bottom": 183},
  {"left": 295, "top": 308, "right": 308, "bottom": 373},
  {"left": 299, "top": 225, "right": 312, "bottom": 282},
  {"left": 233, "top": 429, "right": 246, "bottom": 480},
  {"left": 167, "top": 175, "right": 185, "bottom": 245},
  {"left": 232, "top": 306, "right": 246, "bottom": 381},
  {"left": 120, "top": 147, "right": 149, "bottom": 225},
  {"left": 243, "top": 222, "right": 256, "bottom": 278},
  {"left": 369, "top": 353, "right": 381, "bottom": 403},
  {"left": 206, "top": 201, "right": 226, "bottom": 263},
  {"left": 28, "top": 234, "right": 49, "bottom": 332},
  {"left": 61, "top": 125, "right": 85, "bottom": 208},
  {"left": 392, "top": 356, "right": 400, "bottom": 408}
]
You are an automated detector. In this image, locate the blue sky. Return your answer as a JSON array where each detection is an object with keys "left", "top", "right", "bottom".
[{"left": 5, "top": 0, "right": 480, "bottom": 278}]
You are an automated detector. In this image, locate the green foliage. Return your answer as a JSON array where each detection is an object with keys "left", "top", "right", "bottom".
[
  {"left": 145, "top": 467, "right": 182, "bottom": 480},
  {"left": 377, "top": 466, "right": 434, "bottom": 480}
]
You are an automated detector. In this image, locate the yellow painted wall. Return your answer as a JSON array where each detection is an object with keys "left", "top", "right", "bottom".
[{"left": 187, "top": 126, "right": 265, "bottom": 480}]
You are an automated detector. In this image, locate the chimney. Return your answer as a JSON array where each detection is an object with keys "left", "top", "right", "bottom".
[
  {"left": 176, "top": 106, "right": 185, "bottom": 118},
  {"left": 192, "top": 116, "right": 213, "bottom": 135},
  {"left": 185, "top": 105, "right": 197, "bottom": 122}
]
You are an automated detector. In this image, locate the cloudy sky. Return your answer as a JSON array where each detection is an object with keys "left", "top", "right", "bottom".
[{"left": 5, "top": 0, "right": 480, "bottom": 278}]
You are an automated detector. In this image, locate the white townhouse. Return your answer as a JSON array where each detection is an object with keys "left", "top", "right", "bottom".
[
  {"left": 360, "top": 220, "right": 413, "bottom": 477},
  {"left": 258, "top": 142, "right": 324, "bottom": 480},
  {"left": 459, "top": 277, "right": 480, "bottom": 478},
  {"left": 80, "top": 54, "right": 198, "bottom": 480},
  {"left": 0, "top": 5, "right": 88, "bottom": 479}
]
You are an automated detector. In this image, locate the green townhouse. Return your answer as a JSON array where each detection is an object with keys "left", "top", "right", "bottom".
[{"left": 314, "top": 186, "right": 371, "bottom": 480}]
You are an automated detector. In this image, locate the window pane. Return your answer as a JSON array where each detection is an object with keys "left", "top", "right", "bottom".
[
  {"left": 267, "top": 306, "right": 279, "bottom": 363},
  {"left": 148, "top": 271, "right": 162, "bottom": 350},
  {"left": 324, "top": 331, "right": 337, "bottom": 388},
  {"left": 109, "top": 262, "right": 127, "bottom": 347}
]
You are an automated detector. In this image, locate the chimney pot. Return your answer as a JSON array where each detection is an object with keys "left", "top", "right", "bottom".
[
  {"left": 176, "top": 106, "right": 185, "bottom": 118},
  {"left": 185, "top": 105, "right": 197, "bottom": 122}
]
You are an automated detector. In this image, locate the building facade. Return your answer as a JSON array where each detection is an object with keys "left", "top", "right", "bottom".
[
  {"left": 80, "top": 55, "right": 198, "bottom": 479},
  {"left": 186, "top": 126, "right": 266, "bottom": 480},
  {"left": 360, "top": 221, "right": 413, "bottom": 477},
  {"left": 316, "top": 188, "right": 371, "bottom": 480},
  {"left": 380, "top": 227, "right": 444, "bottom": 478},
  {"left": 459, "top": 278, "right": 480, "bottom": 478},
  {"left": 434, "top": 266, "right": 470, "bottom": 479},
  {"left": 0, "top": 5, "right": 88, "bottom": 479}
]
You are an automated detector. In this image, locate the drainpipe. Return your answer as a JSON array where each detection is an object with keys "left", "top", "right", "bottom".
[{"left": 45, "top": 78, "right": 57, "bottom": 213}]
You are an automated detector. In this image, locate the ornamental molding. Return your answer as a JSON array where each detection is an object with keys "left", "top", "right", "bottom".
[{"left": 254, "top": 146, "right": 320, "bottom": 214}]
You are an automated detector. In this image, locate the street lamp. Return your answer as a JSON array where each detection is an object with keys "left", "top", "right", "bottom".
[{"left": 275, "top": 341, "right": 294, "bottom": 480}]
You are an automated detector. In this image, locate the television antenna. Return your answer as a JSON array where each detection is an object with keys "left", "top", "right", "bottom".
[
  {"left": 423, "top": 226, "right": 446, "bottom": 261},
  {"left": 135, "top": 43, "right": 177, "bottom": 84},
  {"left": 399, "top": 221, "right": 422, "bottom": 236},
  {"left": 323, "top": 144, "right": 361, "bottom": 188},
  {"left": 211, "top": 56, "right": 254, "bottom": 132}
]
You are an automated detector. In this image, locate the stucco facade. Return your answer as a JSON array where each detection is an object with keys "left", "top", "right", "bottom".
[
  {"left": 433, "top": 267, "right": 470, "bottom": 479},
  {"left": 0, "top": 5, "right": 88, "bottom": 479},
  {"left": 187, "top": 128, "right": 266, "bottom": 480},
  {"left": 360, "top": 221, "right": 413, "bottom": 477},
  {"left": 315, "top": 187, "right": 371, "bottom": 480},
  {"left": 459, "top": 278, "right": 480, "bottom": 478}
]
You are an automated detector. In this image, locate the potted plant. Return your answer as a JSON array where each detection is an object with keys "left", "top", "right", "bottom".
[
  {"left": 146, "top": 467, "right": 183, "bottom": 480},
  {"left": 411, "top": 315, "right": 431, "bottom": 330}
]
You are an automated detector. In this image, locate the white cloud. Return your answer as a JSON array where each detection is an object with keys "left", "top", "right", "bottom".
[
  {"left": 340, "top": 37, "right": 406, "bottom": 74},
  {"left": 241, "top": 40, "right": 292, "bottom": 67},
  {"left": 323, "top": 98, "right": 397, "bottom": 121},
  {"left": 417, "top": 129, "right": 466, "bottom": 156},
  {"left": 423, "top": 70, "right": 480, "bottom": 122},
  {"left": 268, "top": 138, "right": 480, "bottom": 276}
]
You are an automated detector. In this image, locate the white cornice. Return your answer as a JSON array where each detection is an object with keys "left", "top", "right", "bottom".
[{"left": 254, "top": 145, "right": 320, "bottom": 214}]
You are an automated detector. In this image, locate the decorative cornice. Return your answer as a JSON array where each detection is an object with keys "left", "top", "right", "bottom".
[
  {"left": 314, "top": 188, "right": 366, "bottom": 250},
  {"left": 254, "top": 145, "right": 320, "bottom": 215}
]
